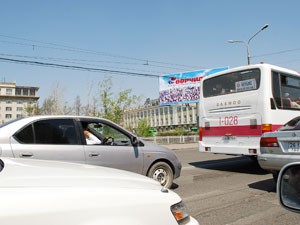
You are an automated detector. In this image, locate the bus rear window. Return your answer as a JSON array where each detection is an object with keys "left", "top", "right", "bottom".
[{"left": 203, "top": 69, "right": 260, "bottom": 97}]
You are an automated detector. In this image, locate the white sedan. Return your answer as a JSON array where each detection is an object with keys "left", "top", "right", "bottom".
[{"left": 0, "top": 157, "right": 198, "bottom": 225}]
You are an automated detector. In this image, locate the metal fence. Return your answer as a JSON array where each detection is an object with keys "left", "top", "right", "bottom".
[{"left": 142, "top": 135, "right": 198, "bottom": 145}]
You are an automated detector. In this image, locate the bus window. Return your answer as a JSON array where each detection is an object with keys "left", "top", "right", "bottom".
[
  {"left": 203, "top": 69, "right": 260, "bottom": 97},
  {"left": 272, "top": 72, "right": 300, "bottom": 110},
  {"left": 272, "top": 72, "right": 281, "bottom": 107}
]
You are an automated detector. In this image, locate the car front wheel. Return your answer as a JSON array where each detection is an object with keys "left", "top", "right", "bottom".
[{"left": 147, "top": 161, "right": 174, "bottom": 188}]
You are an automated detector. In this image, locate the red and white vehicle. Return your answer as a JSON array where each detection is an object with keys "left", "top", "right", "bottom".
[{"left": 199, "top": 63, "right": 300, "bottom": 157}]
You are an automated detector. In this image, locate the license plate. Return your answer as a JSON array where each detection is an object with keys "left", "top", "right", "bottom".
[
  {"left": 223, "top": 136, "right": 236, "bottom": 141},
  {"left": 288, "top": 142, "right": 300, "bottom": 152}
]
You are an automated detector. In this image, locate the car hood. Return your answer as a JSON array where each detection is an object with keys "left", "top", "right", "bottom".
[
  {"left": 0, "top": 158, "right": 162, "bottom": 190},
  {"left": 141, "top": 140, "right": 181, "bottom": 161},
  {"left": 141, "top": 140, "right": 176, "bottom": 154}
]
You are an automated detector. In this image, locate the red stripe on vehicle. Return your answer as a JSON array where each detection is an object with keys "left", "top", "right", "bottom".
[
  {"left": 202, "top": 124, "right": 282, "bottom": 137},
  {"left": 272, "top": 125, "right": 282, "bottom": 131}
]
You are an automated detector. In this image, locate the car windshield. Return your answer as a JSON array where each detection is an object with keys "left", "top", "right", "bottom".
[{"left": 278, "top": 116, "right": 300, "bottom": 131}]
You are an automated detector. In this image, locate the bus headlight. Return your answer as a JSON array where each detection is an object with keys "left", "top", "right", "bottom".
[{"left": 171, "top": 201, "right": 190, "bottom": 224}]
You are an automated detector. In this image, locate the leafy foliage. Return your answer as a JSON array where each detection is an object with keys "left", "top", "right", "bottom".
[
  {"left": 136, "top": 118, "right": 152, "bottom": 137},
  {"left": 97, "top": 77, "right": 140, "bottom": 124},
  {"left": 25, "top": 78, "right": 140, "bottom": 126}
]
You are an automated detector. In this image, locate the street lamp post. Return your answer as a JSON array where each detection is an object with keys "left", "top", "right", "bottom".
[{"left": 228, "top": 24, "right": 269, "bottom": 65}]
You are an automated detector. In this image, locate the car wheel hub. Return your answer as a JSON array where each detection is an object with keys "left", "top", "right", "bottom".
[{"left": 153, "top": 168, "right": 167, "bottom": 184}]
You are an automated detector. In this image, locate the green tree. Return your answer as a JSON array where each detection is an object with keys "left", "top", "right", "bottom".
[
  {"left": 98, "top": 77, "right": 140, "bottom": 124},
  {"left": 24, "top": 103, "right": 42, "bottom": 116},
  {"left": 136, "top": 118, "right": 152, "bottom": 137}
]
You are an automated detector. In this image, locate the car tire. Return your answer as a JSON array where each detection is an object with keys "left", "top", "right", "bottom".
[
  {"left": 272, "top": 171, "right": 279, "bottom": 183},
  {"left": 148, "top": 161, "right": 174, "bottom": 189}
]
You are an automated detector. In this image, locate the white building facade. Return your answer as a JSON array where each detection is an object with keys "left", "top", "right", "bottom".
[
  {"left": 123, "top": 99, "right": 198, "bottom": 131},
  {"left": 0, "top": 82, "right": 39, "bottom": 124}
]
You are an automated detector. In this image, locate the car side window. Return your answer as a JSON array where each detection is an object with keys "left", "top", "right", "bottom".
[
  {"left": 100, "top": 123, "right": 132, "bottom": 146},
  {"left": 87, "top": 122, "right": 131, "bottom": 146},
  {"left": 14, "top": 124, "right": 34, "bottom": 144},
  {"left": 33, "top": 119, "right": 79, "bottom": 145}
]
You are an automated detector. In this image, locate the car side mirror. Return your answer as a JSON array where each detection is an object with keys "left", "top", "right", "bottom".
[
  {"left": 278, "top": 162, "right": 300, "bottom": 213},
  {"left": 131, "top": 136, "right": 139, "bottom": 146}
]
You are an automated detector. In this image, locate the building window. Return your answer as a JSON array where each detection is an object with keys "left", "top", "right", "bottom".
[
  {"left": 17, "top": 114, "right": 22, "bottom": 118},
  {"left": 17, "top": 107, "right": 23, "bottom": 111},
  {"left": 6, "top": 100, "right": 12, "bottom": 104},
  {"left": 177, "top": 107, "right": 181, "bottom": 112},
  {"left": 164, "top": 107, "right": 168, "bottom": 114},
  {"left": 15, "top": 88, "right": 21, "bottom": 95},
  {"left": 5, "top": 114, "right": 12, "bottom": 119},
  {"left": 6, "top": 107, "right": 12, "bottom": 111},
  {"left": 156, "top": 109, "right": 158, "bottom": 116},
  {"left": 6, "top": 89, "right": 12, "bottom": 96},
  {"left": 160, "top": 108, "right": 163, "bottom": 115},
  {"left": 30, "top": 88, "right": 35, "bottom": 96},
  {"left": 23, "top": 88, "right": 28, "bottom": 96},
  {"left": 17, "top": 100, "right": 23, "bottom": 104},
  {"left": 169, "top": 107, "right": 173, "bottom": 114}
]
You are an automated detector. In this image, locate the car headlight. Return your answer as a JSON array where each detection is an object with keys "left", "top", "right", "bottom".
[{"left": 171, "top": 201, "right": 190, "bottom": 224}]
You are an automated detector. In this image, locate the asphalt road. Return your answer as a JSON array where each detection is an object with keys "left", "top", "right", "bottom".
[{"left": 167, "top": 144, "right": 300, "bottom": 225}]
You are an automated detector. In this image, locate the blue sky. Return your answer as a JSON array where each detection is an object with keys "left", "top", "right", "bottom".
[{"left": 0, "top": 0, "right": 300, "bottom": 105}]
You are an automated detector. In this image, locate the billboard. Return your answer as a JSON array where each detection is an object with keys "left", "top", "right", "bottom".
[{"left": 159, "top": 67, "right": 228, "bottom": 105}]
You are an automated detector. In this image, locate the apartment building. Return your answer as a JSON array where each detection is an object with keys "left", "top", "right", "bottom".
[
  {"left": 123, "top": 98, "right": 198, "bottom": 131},
  {"left": 0, "top": 82, "right": 39, "bottom": 124}
]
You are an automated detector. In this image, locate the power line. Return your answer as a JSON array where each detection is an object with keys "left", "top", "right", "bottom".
[
  {"left": 0, "top": 34, "right": 203, "bottom": 69},
  {"left": 0, "top": 56, "right": 161, "bottom": 78},
  {"left": 0, "top": 40, "right": 195, "bottom": 72},
  {"left": 0, "top": 53, "right": 169, "bottom": 74},
  {"left": 0, "top": 52, "right": 190, "bottom": 72},
  {"left": 252, "top": 47, "right": 300, "bottom": 58}
]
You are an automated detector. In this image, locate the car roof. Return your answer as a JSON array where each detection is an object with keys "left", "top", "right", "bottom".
[{"left": 0, "top": 115, "right": 109, "bottom": 133}]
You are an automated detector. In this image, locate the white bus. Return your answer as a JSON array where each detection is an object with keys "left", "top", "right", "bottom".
[{"left": 199, "top": 63, "right": 300, "bottom": 157}]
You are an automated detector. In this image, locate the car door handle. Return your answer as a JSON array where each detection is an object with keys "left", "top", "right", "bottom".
[
  {"left": 89, "top": 152, "right": 100, "bottom": 157},
  {"left": 20, "top": 152, "right": 33, "bottom": 157}
]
